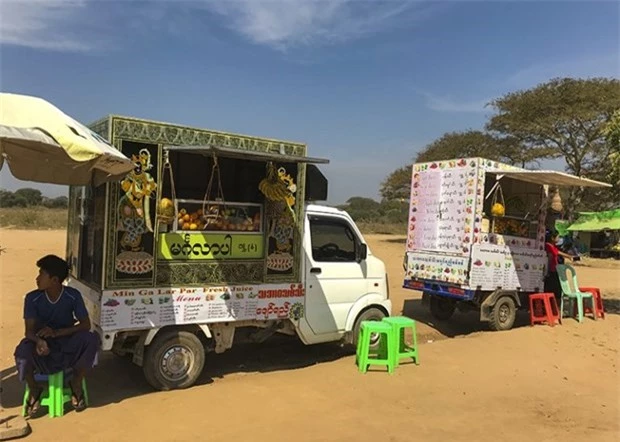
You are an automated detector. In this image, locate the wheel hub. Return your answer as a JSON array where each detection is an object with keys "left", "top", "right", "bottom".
[
  {"left": 161, "top": 345, "right": 193, "bottom": 381},
  {"left": 498, "top": 304, "right": 510, "bottom": 323}
]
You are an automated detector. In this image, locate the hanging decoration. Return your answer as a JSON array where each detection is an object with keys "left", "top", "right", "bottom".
[
  {"left": 116, "top": 148, "right": 157, "bottom": 274},
  {"left": 258, "top": 162, "right": 297, "bottom": 221}
]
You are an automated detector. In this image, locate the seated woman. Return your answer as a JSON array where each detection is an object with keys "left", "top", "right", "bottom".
[
  {"left": 544, "top": 230, "right": 578, "bottom": 304},
  {"left": 14, "top": 255, "right": 99, "bottom": 416}
]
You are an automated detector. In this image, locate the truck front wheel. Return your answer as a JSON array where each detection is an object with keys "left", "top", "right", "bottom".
[
  {"left": 351, "top": 307, "right": 387, "bottom": 352},
  {"left": 488, "top": 296, "right": 516, "bottom": 331},
  {"left": 429, "top": 296, "right": 456, "bottom": 321},
  {"left": 143, "top": 330, "right": 206, "bottom": 391}
]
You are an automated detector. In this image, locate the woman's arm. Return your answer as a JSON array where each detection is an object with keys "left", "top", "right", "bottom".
[{"left": 558, "top": 250, "right": 575, "bottom": 260}]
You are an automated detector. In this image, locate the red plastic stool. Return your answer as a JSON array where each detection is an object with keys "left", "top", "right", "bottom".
[
  {"left": 577, "top": 287, "right": 605, "bottom": 319},
  {"left": 529, "top": 293, "right": 560, "bottom": 326}
]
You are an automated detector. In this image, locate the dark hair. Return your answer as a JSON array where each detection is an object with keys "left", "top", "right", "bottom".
[
  {"left": 36, "top": 255, "right": 69, "bottom": 282},
  {"left": 545, "top": 229, "right": 559, "bottom": 243}
]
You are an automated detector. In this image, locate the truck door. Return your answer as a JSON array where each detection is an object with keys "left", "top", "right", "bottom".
[{"left": 302, "top": 214, "right": 368, "bottom": 336}]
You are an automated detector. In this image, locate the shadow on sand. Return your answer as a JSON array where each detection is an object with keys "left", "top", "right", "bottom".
[
  {"left": 402, "top": 297, "right": 532, "bottom": 340},
  {"left": 403, "top": 294, "right": 618, "bottom": 342},
  {"left": 0, "top": 336, "right": 351, "bottom": 414}
]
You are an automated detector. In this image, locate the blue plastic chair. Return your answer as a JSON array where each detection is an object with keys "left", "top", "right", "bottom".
[{"left": 556, "top": 264, "right": 596, "bottom": 323}]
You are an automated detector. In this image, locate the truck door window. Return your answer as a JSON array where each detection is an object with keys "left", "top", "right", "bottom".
[{"left": 309, "top": 217, "right": 357, "bottom": 262}]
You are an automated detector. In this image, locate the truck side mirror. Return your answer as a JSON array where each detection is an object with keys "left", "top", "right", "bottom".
[{"left": 356, "top": 243, "right": 368, "bottom": 263}]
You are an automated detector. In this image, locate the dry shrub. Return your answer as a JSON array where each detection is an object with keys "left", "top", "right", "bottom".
[{"left": 0, "top": 207, "right": 68, "bottom": 230}]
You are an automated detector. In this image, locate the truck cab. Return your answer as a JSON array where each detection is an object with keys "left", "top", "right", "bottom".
[{"left": 298, "top": 204, "right": 391, "bottom": 345}]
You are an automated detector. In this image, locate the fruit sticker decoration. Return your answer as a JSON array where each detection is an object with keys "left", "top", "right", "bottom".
[{"left": 116, "top": 149, "right": 157, "bottom": 275}]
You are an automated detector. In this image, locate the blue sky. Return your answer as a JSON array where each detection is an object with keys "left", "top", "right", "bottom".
[{"left": 0, "top": 0, "right": 618, "bottom": 204}]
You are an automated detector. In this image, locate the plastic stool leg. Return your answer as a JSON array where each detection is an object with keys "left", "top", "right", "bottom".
[
  {"left": 358, "top": 327, "right": 371, "bottom": 373},
  {"left": 591, "top": 296, "right": 597, "bottom": 321},
  {"left": 45, "top": 373, "right": 58, "bottom": 418},
  {"left": 51, "top": 372, "right": 64, "bottom": 418},
  {"left": 411, "top": 322, "right": 419, "bottom": 365},
  {"left": 22, "top": 385, "right": 30, "bottom": 417},
  {"left": 543, "top": 297, "right": 554, "bottom": 327},
  {"left": 82, "top": 378, "right": 89, "bottom": 406},
  {"left": 386, "top": 331, "right": 395, "bottom": 374}
]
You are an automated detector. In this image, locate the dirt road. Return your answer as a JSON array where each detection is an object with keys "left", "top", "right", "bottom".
[{"left": 1, "top": 230, "right": 618, "bottom": 442}]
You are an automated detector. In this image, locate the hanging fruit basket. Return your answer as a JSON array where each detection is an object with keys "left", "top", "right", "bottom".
[
  {"left": 490, "top": 184, "right": 506, "bottom": 217},
  {"left": 201, "top": 154, "right": 227, "bottom": 228},
  {"left": 156, "top": 151, "right": 176, "bottom": 225}
]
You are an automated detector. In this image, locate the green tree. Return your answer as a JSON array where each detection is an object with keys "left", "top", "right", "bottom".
[
  {"left": 487, "top": 77, "right": 620, "bottom": 213},
  {"left": 337, "top": 197, "right": 382, "bottom": 222},
  {"left": 585, "top": 110, "right": 620, "bottom": 210},
  {"left": 14, "top": 188, "right": 43, "bottom": 206},
  {"left": 42, "top": 196, "right": 69, "bottom": 208},
  {"left": 379, "top": 166, "right": 411, "bottom": 202},
  {"left": 603, "top": 109, "right": 620, "bottom": 150},
  {"left": 415, "top": 130, "right": 510, "bottom": 163},
  {"left": 0, "top": 190, "right": 27, "bottom": 208}
]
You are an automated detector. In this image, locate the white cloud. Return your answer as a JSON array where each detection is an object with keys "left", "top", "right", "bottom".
[
  {"left": 201, "top": 0, "right": 419, "bottom": 50},
  {"left": 0, "top": 0, "right": 91, "bottom": 51},
  {"left": 0, "top": 0, "right": 434, "bottom": 52}
]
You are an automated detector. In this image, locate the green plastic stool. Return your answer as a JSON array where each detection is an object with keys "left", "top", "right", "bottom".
[
  {"left": 383, "top": 316, "right": 419, "bottom": 367},
  {"left": 356, "top": 321, "right": 395, "bottom": 374},
  {"left": 22, "top": 371, "right": 89, "bottom": 418}
]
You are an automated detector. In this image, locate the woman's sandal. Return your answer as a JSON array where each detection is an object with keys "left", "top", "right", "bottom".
[
  {"left": 70, "top": 387, "right": 87, "bottom": 412},
  {"left": 25, "top": 388, "right": 43, "bottom": 418}
]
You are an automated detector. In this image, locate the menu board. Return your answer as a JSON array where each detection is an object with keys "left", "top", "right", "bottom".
[
  {"left": 407, "top": 159, "right": 478, "bottom": 255},
  {"left": 405, "top": 251, "right": 469, "bottom": 285},
  {"left": 469, "top": 244, "right": 546, "bottom": 291},
  {"left": 100, "top": 283, "right": 305, "bottom": 331}
]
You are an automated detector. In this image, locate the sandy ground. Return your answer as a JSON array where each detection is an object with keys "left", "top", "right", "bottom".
[{"left": 0, "top": 230, "right": 619, "bottom": 442}]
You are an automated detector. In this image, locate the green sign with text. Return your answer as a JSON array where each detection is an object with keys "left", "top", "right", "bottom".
[{"left": 158, "top": 233, "right": 264, "bottom": 260}]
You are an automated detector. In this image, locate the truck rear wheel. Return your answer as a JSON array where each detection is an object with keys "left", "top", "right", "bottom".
[
  {"left": 351, "top": 307, "right": 387, "bottom": 352},
  {"left": 488, "top": 296, "right": 516, "bottom": 331},
  {"left": 143, "top": 330, "right": 206, "bottom": 391},
  {"left": 429, "top": 296, "right": 456, "bottom": 321}
]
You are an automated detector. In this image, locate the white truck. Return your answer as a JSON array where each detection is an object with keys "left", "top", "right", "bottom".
[
  {"left": 66, "top": 115, "right": 390, "bottom": 390},
  {"left": 402, "top": 157, "right": 610, "bottom": 331}
]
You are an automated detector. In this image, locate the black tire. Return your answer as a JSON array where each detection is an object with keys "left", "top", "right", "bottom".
[
  {"left": 429, "top": 296, "right": 456, "bottom": 321},
  {"left": 351, "top": 307, "right": 387, "bottom": 351},
  {"left": 488, "top": 296, "right": 517, "bottom": 331},
  {"left": 143, "top": 330, "right": 206, "bottom": 391}
]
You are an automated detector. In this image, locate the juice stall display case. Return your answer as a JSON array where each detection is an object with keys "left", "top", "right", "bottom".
[{"left": 66, "top": 116, "right": 328, "bottom": 292}]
